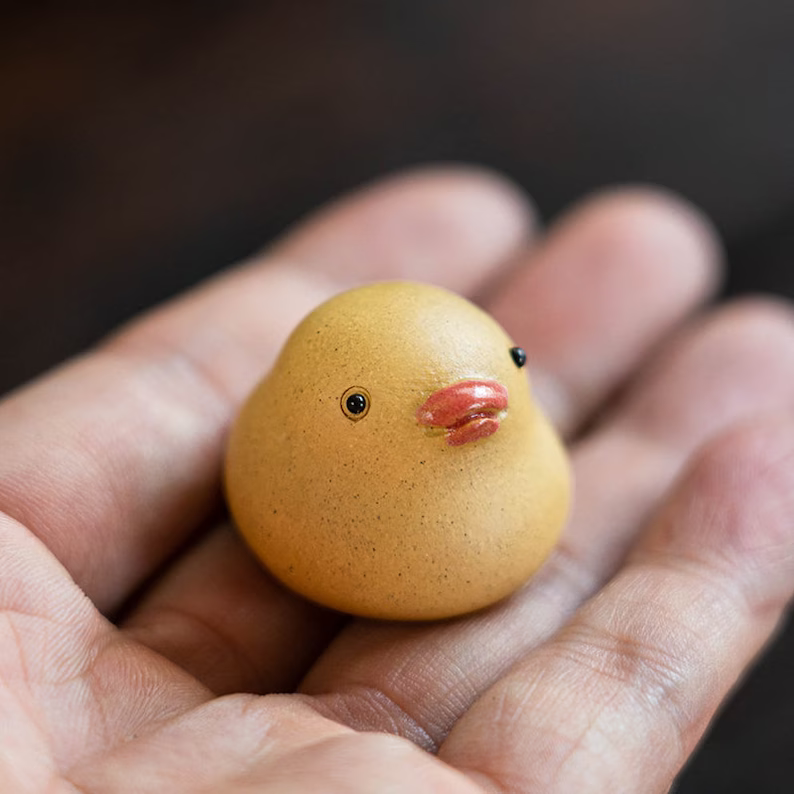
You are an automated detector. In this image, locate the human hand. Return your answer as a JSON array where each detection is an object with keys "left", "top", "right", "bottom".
[{"left": 3, "top": 168, "right": 794, "bottom": 792}]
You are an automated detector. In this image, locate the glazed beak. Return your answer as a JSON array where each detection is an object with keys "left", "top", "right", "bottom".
[{"left": 416, "top": 379, "right": 508, "bottom": 446}]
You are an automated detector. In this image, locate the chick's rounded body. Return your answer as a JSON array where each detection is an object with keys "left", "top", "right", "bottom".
[{"left": 225, "top": 282, "right": 570, "bottom": 620}]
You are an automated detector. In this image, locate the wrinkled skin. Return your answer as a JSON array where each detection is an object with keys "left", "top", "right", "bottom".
[{"left": 2, "top": 167, "right": 794, "bottom": 793}]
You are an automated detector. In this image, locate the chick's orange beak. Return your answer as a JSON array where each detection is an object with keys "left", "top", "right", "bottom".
[{"left": 416, "top": 379, "right": 508, "bottom": 446}]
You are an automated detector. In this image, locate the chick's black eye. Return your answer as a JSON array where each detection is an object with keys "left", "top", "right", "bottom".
[
  {"left": 510, "top": 346, "right": 527, "bottom": 368},
  {"left": 346, "top": 394, "right": 367, "bottom": 414},
  {"left": 341, "top": 386, "right": 371, "bottom": 421}
]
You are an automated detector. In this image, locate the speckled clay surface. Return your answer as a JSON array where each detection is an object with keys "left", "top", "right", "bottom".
[{"left": 225, "top": 282, "right": 571, "bottom": 620}]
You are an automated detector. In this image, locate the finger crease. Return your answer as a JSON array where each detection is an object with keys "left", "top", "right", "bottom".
[{"left": 309, "top": 682, "right": 439, "bottom": 754}]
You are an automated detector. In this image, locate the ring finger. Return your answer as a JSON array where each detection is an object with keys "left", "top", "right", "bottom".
[{"left": 302, "top": 305, "right": 794, "bottom": 750}]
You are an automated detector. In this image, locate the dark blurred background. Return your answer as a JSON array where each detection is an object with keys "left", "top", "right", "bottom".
[{"left": 1, "top": 3, "right": 793, "bottom": 790}]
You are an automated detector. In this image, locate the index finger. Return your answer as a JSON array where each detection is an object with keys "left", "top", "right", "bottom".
[{"left": 0, "top": 168, "right": 532, "bottom": 613}]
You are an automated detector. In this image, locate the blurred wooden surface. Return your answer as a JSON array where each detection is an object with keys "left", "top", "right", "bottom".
[
  {"left": 1, "top": 4, "right": 794, "bottom": 791},
  {"left": 3, "top": 2, "right": 794, "bottom": 393}
]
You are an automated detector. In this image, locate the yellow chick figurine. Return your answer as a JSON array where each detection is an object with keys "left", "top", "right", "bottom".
[{"left": 225, "top": 282, "right": 571, "bottom": 621}]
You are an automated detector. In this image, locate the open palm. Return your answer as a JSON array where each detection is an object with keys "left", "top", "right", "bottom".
[{"left": 3, "top": 168, "right": 794, "bottom": 793}]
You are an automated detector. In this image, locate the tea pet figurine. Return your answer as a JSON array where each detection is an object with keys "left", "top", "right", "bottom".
[{"left": 225, "top": 282, "right": 571, "bottom": 620}]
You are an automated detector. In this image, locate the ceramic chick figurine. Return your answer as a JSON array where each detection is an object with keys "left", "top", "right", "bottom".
[{"left": 225, "top": 282, "right": 571, "bottom": 621}]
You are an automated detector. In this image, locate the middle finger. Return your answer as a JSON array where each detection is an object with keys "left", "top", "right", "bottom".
[{"left": 129, "top": 189, "right": 719, "bottom": 702}]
